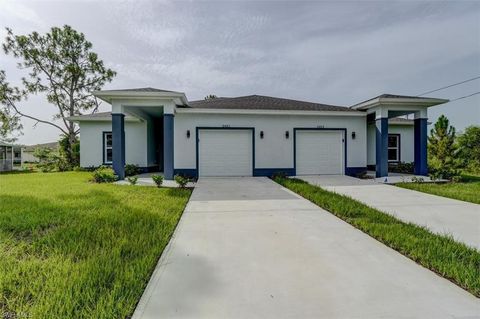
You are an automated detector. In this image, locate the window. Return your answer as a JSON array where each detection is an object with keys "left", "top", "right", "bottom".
[
  {"left": 388, "top": 134, "right": 400, "bottom": 162},
  {"left": 103, "top": 132, "right": 113, "bottom": 164}
]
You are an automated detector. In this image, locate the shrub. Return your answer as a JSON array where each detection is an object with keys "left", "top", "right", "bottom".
[
  {"left": 34, "top": 147, "right": 71, "bottom": 172},
  {"left": 125, "top": 164, "right": 140, "bottom": 177},
  {"left": 174, "top": 174, "right": 189, "bottom": 188},
  {"left": 450, "top": 175, "right": 462, "bottom": 183},
  {"left": 91, "top": 166, "right": 117, "bottom": 183},
  {"left": 151, "top": 174, "right": 164, "bottom": 188},
  {"left": 127, "top": 176, "right": 138, "bottom": 185}
]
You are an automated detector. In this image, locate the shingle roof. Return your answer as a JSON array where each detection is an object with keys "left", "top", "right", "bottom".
[{"left": 188, "top": 95, "right": 356, "bottom": 112}]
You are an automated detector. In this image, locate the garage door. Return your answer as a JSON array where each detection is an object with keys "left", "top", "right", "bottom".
[
  {"left": 198, "top": 129, "right": 253, "bottom": 177},
  {"left": 296, "top": 130, "right": 344, "bottom": 175}
]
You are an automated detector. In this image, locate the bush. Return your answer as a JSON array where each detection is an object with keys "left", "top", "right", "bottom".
[
  {"left": 125, "top": 164, "right": 140, "bottom": 177},
  {"left": 151, "top": 174, "right": 164, "bottom": 188},
  {"left": 127, "top": 176, "right": 138, "bottom": 185},
  {"left": 91, "top": 166, "right": 117, "bottom": 183},
  {"left": 34, "top": 147, "right": 71, "bottom": 172},
  {"left": 174, "top": 174, "right": 189, "bottom": 188}
]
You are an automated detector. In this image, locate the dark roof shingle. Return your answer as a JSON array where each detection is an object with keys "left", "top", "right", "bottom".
[{"left": 188, "top": 95, "right": 356, "bottom": 112}]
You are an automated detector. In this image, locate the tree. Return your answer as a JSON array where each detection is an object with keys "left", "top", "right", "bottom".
[
  {"left": 457, "top": 125, "right": 480, "bottom": 173},
  {"left": 428, "top": 115, "right": 459, "bottom": 179},
  {"left": 0, "top": 70, "right": 23, "bottom": 143},
  {"left": 204, "top": 94, "right": 217, "bottom": 100},
  {"left": 2, "top": 25, "right": 116, "bottom": 166}
]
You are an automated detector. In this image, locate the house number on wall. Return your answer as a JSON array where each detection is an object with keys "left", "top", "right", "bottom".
[
  {"left": 317, "top": 125, "right": 325, "bottom": 128},
  {"left": 222, "top": 124, "right": 231, "bottom": 128}
]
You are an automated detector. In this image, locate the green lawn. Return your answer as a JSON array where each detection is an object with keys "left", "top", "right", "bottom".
[
  {"left": 397, "top": 174, "right": 480, "bottom": 204},
  {"left": 274, "top": 176, "right": 480, "bottom": 297},
  {"left": 0, "top": 172, "right": 191, "bottom": 318}
]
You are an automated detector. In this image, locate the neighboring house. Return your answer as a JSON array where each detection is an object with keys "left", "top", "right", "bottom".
[
  {"left": 22, "top": 142, "right": 59, "bottom": 163},
  {"left": 0, "top": 144, "right": 22, "bottom": 171},
  {"left": 67, "top": 88, "right": 448, "bottom": 180}
]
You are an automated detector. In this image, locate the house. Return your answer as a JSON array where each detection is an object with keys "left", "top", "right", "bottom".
[
  {"left": 22, "top": 142, "right": 59, "bottom": 163},
  {"left": 0, "top": 143, "right": 22, "bottom": 171},
  {"left": 67, "top": 88, "right": 448, "bottom": 180}
]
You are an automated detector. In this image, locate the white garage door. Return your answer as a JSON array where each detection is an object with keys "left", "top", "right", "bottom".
[
  {"left": 296, "top": 130, "right": 344, "bottom": 175},
  {"left": 198, "top": 129, "right": 253, "bottom": 177}
]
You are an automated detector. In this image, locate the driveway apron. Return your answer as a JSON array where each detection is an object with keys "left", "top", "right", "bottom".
[{"left": 133, "top": 177, "right": 479, "bottom": 319}]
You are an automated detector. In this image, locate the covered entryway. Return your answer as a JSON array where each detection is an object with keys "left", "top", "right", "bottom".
[
  {"left": 295, "top": 130, "right": 344, "bottom": 175},
  {"left": 198, "top": 129, "right": 253, "bottom": 177}
]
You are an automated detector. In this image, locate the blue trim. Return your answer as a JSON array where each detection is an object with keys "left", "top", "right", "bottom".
[
  {"left": 174, "top": 168, "right": 197, "bottom": 178},
  {"left": 375, "top": 118, "right": 388, "bottom": 178},
  {"left": 293, "top": 128, "right": 347, "bottom": 175},
  {"left": 196, "top": 127, "right": 255, "bottom": 176},
  {"left": 253, "top": 168, "right": 295, "bottom": 177},
  {"left": 414, "top": 118, "right": 428, "bottom": 176},
  {"left": 163, "top": 114, "right": 174, "bottom": 180},
  {"left": 112, "top": 114, "right": 125, "bottom": 180},
  {"left": 345, "top": 167, "right": 367, "bottom": 176}
]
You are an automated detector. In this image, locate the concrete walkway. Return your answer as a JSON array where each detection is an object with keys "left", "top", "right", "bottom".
[
  {"left": 298, "top": 175, "right": 480, "bottom": 250},
  {"left": 133, "top": 177, "right": 479, "bottom": 319}
]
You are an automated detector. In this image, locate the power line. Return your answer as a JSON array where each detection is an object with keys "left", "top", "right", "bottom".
[
  {"left": 417, "top": 76, "right": 480, "bottom": 96},
  {"left": 448, "top": 91, "right": 480, "bottom": 102}
]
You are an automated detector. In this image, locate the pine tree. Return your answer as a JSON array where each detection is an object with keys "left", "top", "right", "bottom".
[{"left": 428, "top": 115, "right": 458, "bottom": 179}]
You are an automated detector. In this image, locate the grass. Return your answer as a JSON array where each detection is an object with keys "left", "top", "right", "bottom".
[
  {"left": 397, "top": 173, "right": 480, "bottom": 204},
  {"left": 274, "top": 176, "right": 480, "bottom": 297},
  {"left": 0, "top": 171, "right": 191, "bottom": 318}
]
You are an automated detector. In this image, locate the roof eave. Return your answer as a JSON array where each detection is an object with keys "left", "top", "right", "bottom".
[
  {"left": 176, "top": 108, "right": 365, "bottom": 116},
  {"left": 352, "top": 97, "right": 449, "bottom": 110},
  {"left": 92, "top": 90, "right": 189, "bottom": 105}
]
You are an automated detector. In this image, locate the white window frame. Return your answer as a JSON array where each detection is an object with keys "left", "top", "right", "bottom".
[
  {"left": 103, "top": 132, "right": 113, "bottom": 164},
  {"left": 388, "top": 134, "right": 400, "bottom": 162}
]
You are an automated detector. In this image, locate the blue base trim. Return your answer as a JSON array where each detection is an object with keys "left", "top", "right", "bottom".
[
  {"left": 174, "top": 169, "right": 198, "bottom": 178},
  {"left": 345, "top": 167, "right": 367, "bottom": 177},
  {"left": 253, "top": 168, "right": 295, "bottom": 177}
]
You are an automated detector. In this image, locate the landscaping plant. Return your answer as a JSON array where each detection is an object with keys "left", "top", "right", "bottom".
[
  {"left": 127, "top": 176, "right": 138, "bottom": 185},
  {"left": 91, "top": 166, "right": 117, "bottom": 183},
  {"left": 428, "top": 115, "right": 459, "bottom": 180},
  {"left": 151, "top": 174, "right": 164, "bottom": 188},
  {"left": 174, "top": 174, "right": 189, "bottom": 188},
  {"left": 125, "top": 164, "right": 140, "bottom": 177}
]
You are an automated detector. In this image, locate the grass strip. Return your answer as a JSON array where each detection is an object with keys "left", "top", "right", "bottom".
[
  {"left": 397, "top": 174, "right": 480, "bottom": 205},
  {"left": 274, "top": 176, "right": 480, "bottom": 297}
]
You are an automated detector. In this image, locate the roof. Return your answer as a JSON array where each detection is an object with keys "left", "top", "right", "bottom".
[
  {"left": 24, "top": 142, "right": 58, "bottom": 152},
  {"left": 67, "top": 112, "right": 140, "bottom": 122},
  {"left": 98, "top": 87, "right": 181, "bottom": 94},
  {"left": 93, "top": 88, "right": 188, "bottom": 105},
  {"left": 188, "top": 95, "right": 357, "bottom": 112},
  {"left": 351, "top": 94, "right": 449, "bottom": 110}
]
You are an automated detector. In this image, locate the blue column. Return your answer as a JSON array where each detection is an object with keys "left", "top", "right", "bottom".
[
  {"left": 414, "top": 118, "right": 428, "bottom": 176},
  {"left": 163, "top": 114, "right": 174, "bottom": 180},
  {"left": 375, "top": 117, "right": 388, "bottom": 178},
  {"left": 112, "top": 113, "right": 125, "bottom": 180}
]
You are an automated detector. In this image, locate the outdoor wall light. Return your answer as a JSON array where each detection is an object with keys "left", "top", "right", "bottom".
[
  {"left": 186, "top": 130, "right": 191, "bottom": 138},
  {"left": 351, "top": 131, "right": 356, "bottom": 140},
  {"left": 285, "top": 131, "right": 289, "bottom": 139},
  {"left": 260, "top": 131, "right": 264, "bottom": 139}
]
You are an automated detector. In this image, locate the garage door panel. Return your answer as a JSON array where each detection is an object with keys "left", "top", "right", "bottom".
[
  {"left": 296, "top": 130, "right": 344, "bottom": 175},
  {"left": 199, "top": 130, "right": 253, "bottom": 177}
]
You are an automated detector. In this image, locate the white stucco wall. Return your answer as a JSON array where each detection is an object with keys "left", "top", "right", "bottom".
[
  {"left": 367, "top": 123, "right": 415, "bottom": 165},
  {"left": 174, "top": 113, "right": 367, "bottom": 170},
  {"left": 79, "top": 121, "right": 149, "bottom": 167}
]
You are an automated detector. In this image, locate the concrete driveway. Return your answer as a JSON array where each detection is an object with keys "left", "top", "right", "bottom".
[
  {"left": 299, "top": 175, "right": 480, "bottom": 250},
  {"left": 133, "top": 177, "right": 479, "bottom": 319}
]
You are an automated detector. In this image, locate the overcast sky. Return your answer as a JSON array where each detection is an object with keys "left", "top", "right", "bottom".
[{"left": 1, "top": 0, "right": 479, "bottom": 145}]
